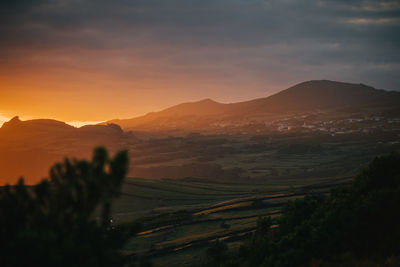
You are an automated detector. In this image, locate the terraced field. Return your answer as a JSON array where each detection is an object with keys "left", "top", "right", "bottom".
[{"left": 111, "top": 176, "right": 351, "bottom": 266}]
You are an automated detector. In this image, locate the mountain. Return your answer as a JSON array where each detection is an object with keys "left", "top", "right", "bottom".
[
  {"left": 105, "top": 98, "right": 232, "bottom": 130},
  {"left": 0, "top": 117, "right": 134, "bottom": 184},
  {"left": 1, "top": 79, "right": 399, "bottom": 184},
  {"left": 104, "top": 80, "right": 400, "bottom": 132},
  {"left": 242, "top": 80, "right": 399, "bottom": 112}
]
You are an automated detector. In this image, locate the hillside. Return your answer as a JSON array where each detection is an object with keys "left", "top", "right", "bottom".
[
  {"left": 0, "top": 117, "right": 134, "bottom": 184},
  {"left": 1, "top": 80, "right": 399, "bottom": 184},
  {"left": 105, "top": 99, "right": 233, "bottom": 131},
  {"left": 104, "top": 80, "right": 400, "bottom": 133},
  {"left": 206, "top": 153, "right": 400, "bottom": 267},
  {"left": 241, "top": 80, "right": 399, "bottom": 112}
]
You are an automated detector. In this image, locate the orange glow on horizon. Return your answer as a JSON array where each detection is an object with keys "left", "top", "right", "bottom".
[
  {"left": 0, "top": 113, "right": 104, "bottom": 128},
  {"left": 0, "top": 45, "right": 277, "bottom": 123},
  {"left": 0, "top": 114, "right": 10, "bottom": 128}
]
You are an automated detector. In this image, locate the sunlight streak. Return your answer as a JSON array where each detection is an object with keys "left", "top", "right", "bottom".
[
  {"left": 0, "top": 114, "right": 10, "bottom": 127},
  {"left": 66, "top": 121, "right": 105, "bottom": 128}
]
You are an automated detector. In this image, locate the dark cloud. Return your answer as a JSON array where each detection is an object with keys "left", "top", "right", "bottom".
[{"left": 1, "top": 0, "right": 399, "bottom": 96}]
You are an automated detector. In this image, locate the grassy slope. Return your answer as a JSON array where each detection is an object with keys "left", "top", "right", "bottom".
[{"left": 112, "top": 176, "right": 350, "bottom": 266}]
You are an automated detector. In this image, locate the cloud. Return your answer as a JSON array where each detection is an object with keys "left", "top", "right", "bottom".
[{"left": 0, "top": 0, "right": 399, "bottom": 118}]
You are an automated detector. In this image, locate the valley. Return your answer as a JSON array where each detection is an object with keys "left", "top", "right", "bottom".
[
  {"left": 113, "top": 175, "right": 348, "bottom": 266},
  {"left": 1, "top": 81, "right": 399, "bottom": 184},
  {"left": 1, "top": 80, "right": 399, "bottom": 266}
]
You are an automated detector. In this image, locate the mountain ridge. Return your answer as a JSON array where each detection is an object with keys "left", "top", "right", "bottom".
[
  {"left": 0, "top": 117, "right": 134, "bottom": 184},
  {"left": 103, "top": 80, "right": 400, "bottom": 132},
  {"left": 1, "top": 79, "right": 399, "bottom": 184}
]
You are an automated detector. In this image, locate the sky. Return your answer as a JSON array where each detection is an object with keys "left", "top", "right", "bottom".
[{"left": 0, "top": 0, "right": 399, "bottom": 124}]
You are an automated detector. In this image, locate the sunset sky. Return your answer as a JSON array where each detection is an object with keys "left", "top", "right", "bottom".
[{"left": 1, "top": 0, "right": 399, "bottom": 124}]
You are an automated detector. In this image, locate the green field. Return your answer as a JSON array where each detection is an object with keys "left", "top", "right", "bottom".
[
  {"left": 111, "top": 175, "right": 350, "bottom": 266},
  {"left": 103, "top": 128, "right": 400, "bottom": 266}
]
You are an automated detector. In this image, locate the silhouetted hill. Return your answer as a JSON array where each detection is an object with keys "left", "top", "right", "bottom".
[
  {"left": 0, "top": 117, "right": 134, "bottom": 184},
  {"left": 104, "top": 80, "right": 400, "bottom": 132},
  {"left": 1, "top": 80, "right": 399, "bottom": 184},
  {"left": 242, "top": 80, "right": 400, "bottom": 112},
  {"left": 106, "top": 98, "right": 231, "bottom": 130},
  {"left": 2, "top": 116, "right": 73, "bottom": 131}
]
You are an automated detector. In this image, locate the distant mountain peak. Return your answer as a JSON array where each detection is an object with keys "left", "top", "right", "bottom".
[
  {"left": 177, "top": 98, "right": 219, "bottom": 106},
  {"left": 198, "top": 98, "right": 217, "bottom": 103},
  {"left": 10, "top": 116, "right": 20, "bottom": 122},
  {"left": 287, "top": 80, "right": 376, "bottom": 91},
  {"left": 0, "top": 117, "right": 75, "bottom": 132},
  {"left": 1, "top": 116, "right": 21, "bottom": 129},
  {"left": 103, "top": 80, "right": 400, "bottom": 132}
]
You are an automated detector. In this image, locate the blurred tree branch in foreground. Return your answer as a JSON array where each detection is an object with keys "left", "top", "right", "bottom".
[{"left": 0, "top": 147, "right": 139, "bottom": 267}]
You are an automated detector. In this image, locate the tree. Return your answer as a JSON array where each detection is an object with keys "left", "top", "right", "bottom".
[
  {"left": 214, "top": 152, "right": 400, "bottom": 266},
  {"left": 0, "top": 147, "right": 139, "bottom": 267}
]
